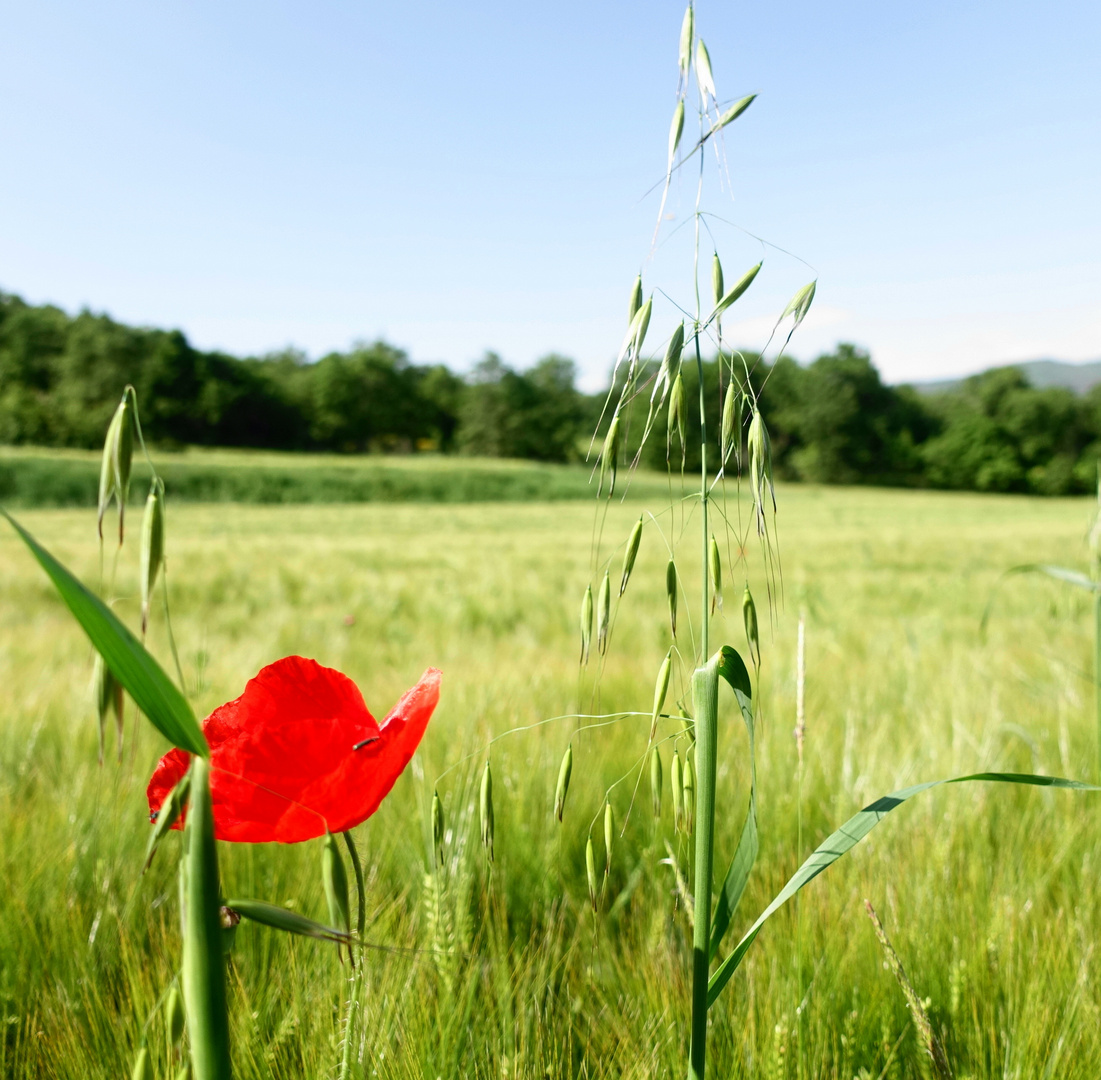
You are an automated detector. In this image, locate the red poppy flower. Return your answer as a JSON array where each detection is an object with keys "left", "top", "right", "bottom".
[{"left": 147, "top": 656, "right": 440, "bottom": 843}]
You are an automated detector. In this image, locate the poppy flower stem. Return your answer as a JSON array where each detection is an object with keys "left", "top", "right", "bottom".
[{"left": 339, "top": 831, "right": 366, "bottom": 1080}]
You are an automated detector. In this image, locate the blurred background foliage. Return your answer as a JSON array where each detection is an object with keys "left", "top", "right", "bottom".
[{"left": 3, "top": 290, "right": 1100, "bottom": 494}]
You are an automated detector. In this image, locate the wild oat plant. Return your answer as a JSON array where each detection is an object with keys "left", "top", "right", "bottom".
[{"left": 430, "top": 7, "right": 1101, "bottom": 1080}]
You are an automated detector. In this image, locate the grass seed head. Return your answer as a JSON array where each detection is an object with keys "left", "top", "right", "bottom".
[
  {"left": 748, "top": 406, "right": 776, "bottom": 533},
  {"left": 634, "top": 297, "right": 653, "bottom": 355},
  {"left": 620, "top": 516, "right": 644, "bottom": 596},
  {"left": 650, "top": 649, "right": 672, "bottom": 741},
  {"left": 720, "top": 384, "right": 743, "bottom": 470},
  {"left": 743, "top": 585, "right": 760, "bottom": 667},
  {"left": 712, "top": 253, "right": 724, "bottom": 309},
  {"left": 604, "top": 801, "right": 615, "bottom": 873},
  {"left": 599, "top": 413, "right": 621, "bottom": 498},
  {"left": 93, "top": 653, "right": 124, "bottom": 765},
  {"left": 709, "top": 534, "right": 722, "bottom": 614},
  {"left": 671, "top": 748, "right": 683, "bottom": 831},
  {"left": 131, "top": 1047, "right": 152, "bottom": 1080},
  {"left": 321, "top": 829, "right": 352, "bottom": 943},
  {"left": 695, "top": 38, "right": 716, "bottom": 99},
  {"left": 666, "top": 559, "right": 678, "bottom": 637},
  {"left": 679, "top": 4, "right": 693, "bottom": 75},
  {"left": 554, "top": 743, "right": 573, "bottom": 823},
  {"left": 431, "top": 788, "right": 445, "bottom": 867},
  {"left": 712, "top": 262, "right": 762, "bottom": 323},
  {"left": 781, "top": 280, "right": 817, "bottom": 327},
  {"left": 597, "top": 570, "right": 612, "bottom": 655},
  {"left": 140, "top": 478, "right": 165, "bottom": 636},
  {"left": 715, "top": 93, "right": 756, "bottom": 132},
  {"left": 580, "top": 584, "right": 593, "bottom": 665},
  {"left": 667, "top": 373, "right": 686, "bottom": 459},
  {"left": 585, "top": 834, "right": 598, "bottom": 911},
  {"left": 682, "top": 751, "right": 695, "bottom": 834},
  {"left": 650, "top": 747, "right": 663, "bottom": 818},
  {"left": 97, "top": 390, "right": 134, "bottom": 545},
  {"left": 668, "top": 100, "right": 685, "bottom": 168},
  {"left": 628, "top": 275, "right": 643, "bottom": 324},
  {"left": 166, "top": 984, "right": 185, "bottom": 1046},
  {"left": 480, "top": 760, "right": 494, "bottom": 861}
]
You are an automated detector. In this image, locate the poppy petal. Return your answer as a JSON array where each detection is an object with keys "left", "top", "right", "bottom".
[{"left": 146, "top": 657, "right": 440, "bottom": 844}]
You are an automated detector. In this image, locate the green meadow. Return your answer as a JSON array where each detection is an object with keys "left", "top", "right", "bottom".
[{"left": 2, "top": 484, "right": 1099, "bottom": 1078}]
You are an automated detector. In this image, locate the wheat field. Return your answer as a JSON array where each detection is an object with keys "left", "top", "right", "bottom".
[{"left": 2, "top": 485, "right": 1099, "bottom": 1079}]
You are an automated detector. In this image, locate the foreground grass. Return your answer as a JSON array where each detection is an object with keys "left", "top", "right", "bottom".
[{"left": 1, "top": 486, "right": 1099, "bottom": 1078}]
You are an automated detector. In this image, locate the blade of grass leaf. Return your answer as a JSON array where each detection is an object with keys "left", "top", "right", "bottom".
[
  {"left": 1, "top": 508, "right": 207, "bottom": 756},
  {"left": 707, "top": 771, "right": 1100, "bottom": 1009}
]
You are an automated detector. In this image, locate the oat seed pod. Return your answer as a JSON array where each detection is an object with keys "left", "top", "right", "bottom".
[
  {"left": 603, "top": 801, "right": 615, "bottom": 874},
  {"left": 140, "top": 478, "right": 165, "bottom": 637},
  {"left": 633, "top": 297, "right": 653, "bottom": 356},
  {"left": 321, "top": 829, "right": 351, "bottom": 942},
  {"left": 666, "top": 559, "right": 678, "bottom": 637},
  {"left": 585, "top": 835, "right": 598, "bottom": 910},
  {"left": 628, "top": 274, "right": 643, "bottom": 324},
  {"left": 480, "top": 760, "right": 494, "bottom": 861},
  {"left": 580, "top": 584, "right": 593, "bottom": 665},
  {"left": 679, "top": 4, "right": 694, "bottom": 75},
  {"left": 93, "top": 652, "right": 124, "bottom": 765},
  {"left": 599, "top": 413, "right": 621, "bottom": 498},
  {"left": 748, "top": 405, "right": 776, "bottom": 532},
  {"left": 650, "top": 649, "right": 672, "bottom": 741},
  {"left": 620, "top": 516, "right": 643, "bottom": 596},
  {"left": 709, "top": 534, "right": 722, "bottom": 614},
  {"left": 131, "top": 1047, "right": 152, "bottom": 1080},
  {"left": 743, "top": 584, "right": 760, "bottom": 667},
  {"left": 166, "top": 984, "right": 186, "bottom": 1046},
  {"left": 97, "top": 390, "right": 134, "bottom": 545},
  {"left": 431, "top": 788, "right": 444, "bottom": 867},
  {"left": 671, "top": 748, "right": 683, "bottom": 831},
  {"left": 597, "top": 570, "right": 612, "bottom": 656},
  {"left": 682, "top": 751, "right": 695, "bottom": 834},
  {"left": 554, "top": 743, "right": 573, "bottom": 822},
  {"left": 650, "top": 747, "right": 663, "bottom": 818},
  {"left": 696, "top": 38, "right": 716, "bottom": 100},
  {"left": 720, "top": 384, "right": 743, "bottom": 470},
  {"left": 712, "top": 253, "right": 724, "bottom": 309},
  {"left": 668, "top": 100, "right": 685, "bottom": 168},
  {"left": 668, "top": 373, "right": 686, "bottom": 457}
]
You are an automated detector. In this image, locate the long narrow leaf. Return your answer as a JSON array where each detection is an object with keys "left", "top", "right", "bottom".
[
  {"left": 2, "top": 509, "right": 206, "bottom": 756},
  {"left": 227, "top": 899, "right": 351, "bottom": 945},
  {"left": 710, "top": 645, "right": 758, "bottom": 958},
  {"left": 707, "top": 772, "right": 1099, "bottom": 1009}
]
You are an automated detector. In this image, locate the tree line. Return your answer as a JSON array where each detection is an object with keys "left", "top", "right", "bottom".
[{"left": 2, "top": 290, "right": 1098, "bottom": 494}]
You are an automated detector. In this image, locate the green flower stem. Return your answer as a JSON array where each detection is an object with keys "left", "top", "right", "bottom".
[
  {"left": 688, "top": 656, "right": 719, "bottom": 1080},
  {"left": 182, "top": 756, "right": 231, "bottom": 1080}
]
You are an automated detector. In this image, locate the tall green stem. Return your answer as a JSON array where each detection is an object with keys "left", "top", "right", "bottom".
[
  {"left": 339, "top": 831, "right": 367, "bottom": 1080},
  {"left": 688, "top": 325, "right": 716, "bottom": 1079},
  {"left": 183, "top": 756, "right": 231, "bottom": 1080},
  {"left": 688, "top": 657, "right": 719, "bottom": 1080}
]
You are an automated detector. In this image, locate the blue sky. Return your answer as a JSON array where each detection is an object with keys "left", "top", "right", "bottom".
[{"left": 1, "top": 1, "right": 1098, "bottom": 389}]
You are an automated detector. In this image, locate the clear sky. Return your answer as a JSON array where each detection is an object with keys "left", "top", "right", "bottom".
[{"left": 1, "top": 1, "right": 1098, "bottom": 390}]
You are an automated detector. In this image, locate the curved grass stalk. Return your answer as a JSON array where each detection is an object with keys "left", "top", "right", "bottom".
[{"left": 707, "top": 771, "right": 1100, "bottom": 1008}]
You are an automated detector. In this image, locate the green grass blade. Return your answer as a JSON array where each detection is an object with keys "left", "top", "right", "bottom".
[
  {"left": 707, "top": 771, "right": 1100, "bottom": 1009},
  {"left": 710, "top": 644, "right": 758, "bottom": 959},
  {"left": 1, "top": 508, "right": 206, "bottom": 756},
  {"left": 227, "top": 899, "right": 352, "bottom": 945}
]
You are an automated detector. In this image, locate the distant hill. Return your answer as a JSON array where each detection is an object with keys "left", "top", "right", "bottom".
[{"left": 910, "top": 359, "right": 1101, "bottom": 396}]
